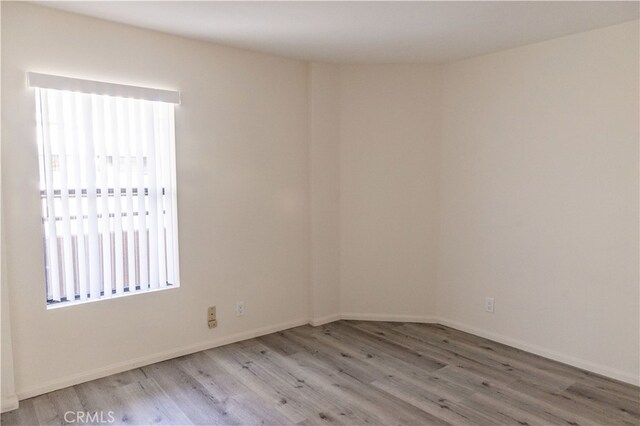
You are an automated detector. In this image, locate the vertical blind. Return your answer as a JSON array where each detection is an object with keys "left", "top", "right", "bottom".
[{"left": 29, "top": 73, "right": 180, "bottom": 305}]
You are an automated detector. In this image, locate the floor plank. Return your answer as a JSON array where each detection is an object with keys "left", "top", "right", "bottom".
[{"left": 3, "top": 320, "right": 639, "bottom": 425}]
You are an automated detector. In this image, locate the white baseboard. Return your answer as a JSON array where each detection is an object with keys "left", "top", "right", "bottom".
[
  {"left": 340, "top": 312, "right": 437, "bottom": 323},
  {"left": 1, "top": 395, "right": 19, "bottom": 413},
  {"left": 16, "top": 317, "right": 309, "bottom": 400},
  {"left": 309, "top": 313, "right": 341, "bottom": 327},
  {"left": 435, "top": 317, "right": 640, "bottom": 387},
  {"left": 340, "top": 312, "right": 638, "bottom": 386},
  {"left": 13, "top": 313, "right": 639, "bottom": 401}
]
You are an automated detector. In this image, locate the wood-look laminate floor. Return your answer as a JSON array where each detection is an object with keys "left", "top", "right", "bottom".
[{"left": 2, "top": 320, "right": 639, "bottom": 426}]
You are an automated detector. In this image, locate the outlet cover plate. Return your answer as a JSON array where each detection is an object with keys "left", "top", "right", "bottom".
[{"left": 485, "top": 297, "right": 495, "bottom": 313}]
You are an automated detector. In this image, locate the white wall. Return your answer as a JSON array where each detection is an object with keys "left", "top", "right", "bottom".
[
  {"left": 2, "top": 2, "right": 638, "bottom": 406},
  {"left": 1, "top": 234, "right": 17, "bottom": 412},
  {"left": 339, "top": 65, "right": 441, "bottom": 319},
  {"left": 438, "top": 20, "right": 639, "bottom": 383},
  {"left": 334, "top": 23, "right": 638, "bottom": 384},
  {"left": 1, "top": 0, "right": 19, "bottom": 410},
  {"left": 2, "top": 2, "right": 310, "bottom": 399},
  {"left": 309, "top": 63, "right": 341, "bottom": 324}
]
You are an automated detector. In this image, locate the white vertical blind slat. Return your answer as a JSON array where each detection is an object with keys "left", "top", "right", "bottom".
[
  {"left": 167, "top": 106, "right": 180, "bottom": 286},
  {"left": 38, "top": 89, "right": 62, "bottom": 301},
  {"left": 123, "top": 99, "right": 137, "bottom": 293},
  {"left": 94, "top": 96, "right": 113, "bottom": 298},
  {"left": 144, "top": 102, "right": 160, "bottom": 289},
  {"left": 52, "top": 93, "right": 76, "bottom": 301},
  {"left": 153, "top": 104, "right": 167, "bottom": 287},
  {"left": 65, "top": 92, "right": 88, "bottom": 300},
  {"left": 158, "top": 104, "right": 173, "bottom": 287},
  {"left": 132, "top": 101, "right": 148, "bottom": 291},
  {"left": 84, "top": 95, "right": 102, "bottom": 300},
  {"left": 111, "top": 98, "right": 125, "bottom": 295}
]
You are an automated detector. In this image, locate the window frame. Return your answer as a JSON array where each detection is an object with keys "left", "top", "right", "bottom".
[{"left": 29, "top": 72, "right": 181, "bottom": 308}]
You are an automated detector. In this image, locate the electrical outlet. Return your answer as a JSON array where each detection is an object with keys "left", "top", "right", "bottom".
[
  {"left": 208, "top": 306, "right": 217, "bottom": 328},
  {"left": 236, "top": 301, "right": 245, "bottom": 317},
  {"left": 485, "top": 297, "right": 495, "bottom": 313}
]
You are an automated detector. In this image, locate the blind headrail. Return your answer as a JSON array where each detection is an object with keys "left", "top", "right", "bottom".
[{"left": 27, "top": 72, "right": 181, "bottom": 104}]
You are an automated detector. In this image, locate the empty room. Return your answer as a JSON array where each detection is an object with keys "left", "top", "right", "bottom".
[{"left": 1, "top": 1, "right": 639, "bottom": 425}]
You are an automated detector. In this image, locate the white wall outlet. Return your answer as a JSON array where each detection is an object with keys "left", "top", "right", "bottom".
[
  {"left": 236, "top": 301, "right": 245, "bottom": 317},
  {"left": 485, "top": 297, "right": 495, "bottom": 313}
]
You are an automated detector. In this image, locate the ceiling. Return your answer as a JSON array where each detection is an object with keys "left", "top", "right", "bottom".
[{"left": 34, "top": 1, "right": 639, "bottom": 64}]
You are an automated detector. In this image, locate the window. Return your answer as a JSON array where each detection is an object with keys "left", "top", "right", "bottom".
[{"left": 28, "top": 72, "right": 180, "bottom": 307}]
